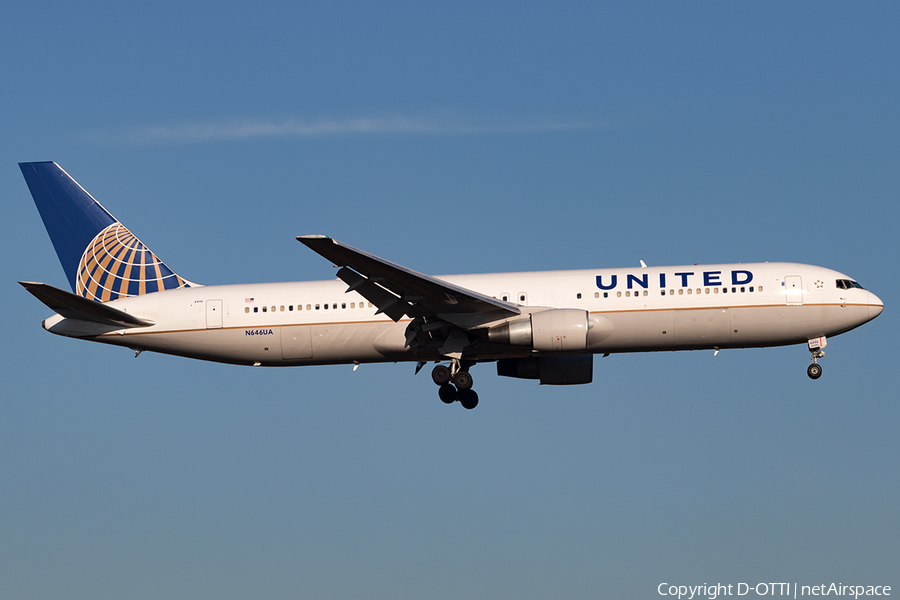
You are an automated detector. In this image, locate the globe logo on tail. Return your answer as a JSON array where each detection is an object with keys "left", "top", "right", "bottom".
[{"left": 76, "top": 223, "right": 190, "bottom": 302}]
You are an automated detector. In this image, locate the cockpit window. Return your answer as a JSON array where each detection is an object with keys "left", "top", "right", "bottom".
[{"left": 836, "top": 279, "right": 865, "bottom": 290}]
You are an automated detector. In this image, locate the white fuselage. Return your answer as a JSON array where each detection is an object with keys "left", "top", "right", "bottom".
[{"left": 42, "top": 262, "right": 883, "bottom": 367}]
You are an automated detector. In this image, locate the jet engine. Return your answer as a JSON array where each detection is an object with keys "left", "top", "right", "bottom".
[{"left": 487, "top": 308, "right": 589, "bottom": 351}]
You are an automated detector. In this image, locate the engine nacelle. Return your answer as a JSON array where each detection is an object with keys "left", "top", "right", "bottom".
[
  {"left": 496, "top": 354, "right": 593, "bottom": 385},
  {"left": 487, "top": 308, "right": 589, "bottom": 352}
]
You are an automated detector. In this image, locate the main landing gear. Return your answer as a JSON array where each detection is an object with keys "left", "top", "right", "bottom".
[
  {"left": 432, "top": 361, "right": 479, "bottom": 409},
  {"left": 807, "top": 336, "right": 826, "bottom": 380}
]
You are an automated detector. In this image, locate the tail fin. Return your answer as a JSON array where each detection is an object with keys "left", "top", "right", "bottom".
[{"left": 19, "top": 162, "right": 195, "bottom": 302}]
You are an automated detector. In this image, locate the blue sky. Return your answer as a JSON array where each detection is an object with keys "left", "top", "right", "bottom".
[{"left": 1, "top": 2, "right": 897, "bottom": 599}]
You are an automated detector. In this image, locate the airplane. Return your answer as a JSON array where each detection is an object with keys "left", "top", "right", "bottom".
[{"left": 19, "top": 161, "right": 884, "bottom": 409}]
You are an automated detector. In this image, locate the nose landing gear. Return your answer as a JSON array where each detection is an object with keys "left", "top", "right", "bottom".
[
  {"left": 807, "top": 363, "right": 822, "bottom": 379},
  {"left": 807, "top": 336, "right": 826, "bottom": 379},
  {"left": 431, "top": 361, "right": 479, "bottom": 409}
]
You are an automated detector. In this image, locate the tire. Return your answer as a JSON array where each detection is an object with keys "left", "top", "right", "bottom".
[
  {"left": 453, "top": 370, "right": 473, "bottom": 390},
  {"left": 432, "top": 365, "right": 451, "bottom": 386},
  {"left": 458, "top": 389, "right": 479, "bottom": 410},
  {"left": 807, "top": 364, "right": 822, "bottom": 379},
  {"left": 439, "top": 384, "right": 457, "bottom": 404}
]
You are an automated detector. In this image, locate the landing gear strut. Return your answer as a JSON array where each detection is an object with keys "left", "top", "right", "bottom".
[
  {"left": 807, "top": 336, "right": 826, "bottom": 380},
  {"left": 431, "top": 361, "right": 479, "bottom": 409}
]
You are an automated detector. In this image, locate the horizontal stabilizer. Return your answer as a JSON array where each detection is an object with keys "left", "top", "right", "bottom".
[{"left": 19, "top": 281, "right": 155, "bottom": 328}]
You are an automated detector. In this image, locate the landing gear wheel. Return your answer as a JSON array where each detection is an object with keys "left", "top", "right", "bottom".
[
  {"left": 453, "top": 370, "right": 473, "bottom": 390},
  {"left": 458, "top": 389, "right": 479, "bottom": 410},
  {"left": 438, "top": 384, "right": 457, "bottom": 404},
  {"left": 432, "top": 365, "right": 451, "bottom": 386},
  {"left": 807, "top": 338, "right": 826, "bottom": 381}
]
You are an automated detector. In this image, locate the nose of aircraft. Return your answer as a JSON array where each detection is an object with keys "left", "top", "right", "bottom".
[{"left": 868, "top": 292, "right": 884, "bottom": 320}]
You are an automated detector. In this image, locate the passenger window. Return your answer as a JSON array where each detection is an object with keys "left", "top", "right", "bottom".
[
  {"left": 245, "top": 307, "right": 250, "bottom": 313},
  {"left": 626, "top": 291, "right": 631, "bottom": 297},
  {"left": 351, "top": 302, "right": 356, "bottom": 308},
  {"left": 705, "top": 288, "right": 710, "bottom": 294},
  {"left": 280, "top": 306, "right": 284, "bottom": 312},
  {"left": 714, "top": 288, "right": 719, "bottom": 294},
  {"left": 271, "top": 306, "right": 275, "bottom": 312},
  {"left": 342, "top": 303, "right": 346, "bottom": 309},
  {"left": 678, "top": 289, "right": 683, "bottom": 295},
  {"left": 577, "top": 293, "right": 582, "bottom": 299},
  {"left": 289, "top": 305, "right": 293, "bottom": 311},
  {"left": 740, "top": 287, "right": 745, "bottom": 293},
  {"left": 306, "top": 304, "right": 311, "bottom": 311},
  {"left": 687, "top": 289, "right": 692, "bottom": 295},
  {"left": 643, "top": 290, "right": 648, "bottom": 297},
  {"left": 262, "top": 306, "right": 267, "bottom": 312},
  {"left": 617, "top": 291, "right": 622, "bottom": 298},
  {"left": 315, "top": 304, "right": 320, "bottom": 310},
  {"left": 254, "top": 307, "right": 258, "bottom": 313},
  {"left": 669, "top": 289, "right": 674, "bottom": 295},
  {"left": 732, "top": 287, "right": 736, "bottom": 293},
  {"left": 758, "top": 286, "right": 763, "bottom": 292},
  {"left": 324, "top": 304, "right": 328, "bottom": 309},
  {"left": 603, "top": 292, "right": 609, "bottom": 298},
  {"left": 594, "top": 292, "right": 600, "bottom": 299},
  {"left": 749, "top": 287, "right": 754, "bottom": 292}
]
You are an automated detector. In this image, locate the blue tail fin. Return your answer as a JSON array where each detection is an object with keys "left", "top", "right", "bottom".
[{"left": 20, "top": 162, "right": 194, "bottom": 302}]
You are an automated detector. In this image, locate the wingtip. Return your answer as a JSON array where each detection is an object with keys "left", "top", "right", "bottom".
[{"left": 296, "top": 235, "right": 335, "bottom": 246}]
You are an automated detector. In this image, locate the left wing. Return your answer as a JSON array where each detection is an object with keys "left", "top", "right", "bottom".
[{"left": 297, "top": 235, "right": 520, "bottom": 329}]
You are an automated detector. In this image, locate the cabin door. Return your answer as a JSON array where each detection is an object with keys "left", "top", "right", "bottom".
[
  {"left": 784, "top": 276, "right": 803, "bottom": 305},
  {"left": 206, "top": 299, "right": 223, "bottom": 328}
]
